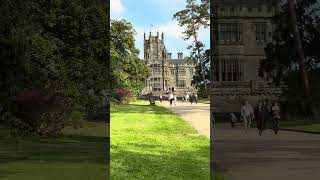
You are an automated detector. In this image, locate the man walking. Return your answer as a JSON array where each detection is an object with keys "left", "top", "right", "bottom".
[
  {"left": 241, "top": 100, "right": 254, "bottom": 133},
  {"left": 255, "top": 100, "right": 267, "bottom": 136},
  {"left": 190, "top": 94, "right": 194, "bottom": 105},
  {"left": 271, "top": 101, "right": 281, "bottom": 135},
  {"left": 159, "top": 94, "right": 163, "bottom": 103}
]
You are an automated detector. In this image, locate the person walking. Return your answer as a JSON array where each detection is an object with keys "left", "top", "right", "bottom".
[
  {"left": 190, "top": 94, "right": 194, "bottom": 105},
  {"left": 271, "top": 101, "right": 281, "bottom": 135},
  {"left": 174, "top": 95, "right": 177, "bottom": 105},
  {"left": 186, "top": 93, "right": 189, "bottom": 102},
  {"left": 241, "top": 100, "right": 254, "bottom": 133},
  {"left": 159, "top": 94, "right": 163, "bottom": 103},
  {"left": 169, "top": 93, "right": 174, "bottom": 106},
  {"left": 254, "top": 100, "right": 266, "bottom": 136},
  {"left": 194, "top": 94, "right": 198, "bottom": 104}
]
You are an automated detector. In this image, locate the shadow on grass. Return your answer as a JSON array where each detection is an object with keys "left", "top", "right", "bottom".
[
  {"left": 0, "top": 126, "right": 109, "bottom": 166},
  {"left": 111, "top": 143, "right": 210, "bottom": 179}
]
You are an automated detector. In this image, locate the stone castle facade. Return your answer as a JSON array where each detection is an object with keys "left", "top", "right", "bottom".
[
  {"left": 211, "top": 0, "right": 282, "bottom": 113},
  {"left": 142, "top": 32, "right": 197, "bottom": 95}
]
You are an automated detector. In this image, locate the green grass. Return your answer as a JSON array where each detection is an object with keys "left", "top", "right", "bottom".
[
  {"left": 282, "top": 124, "right": 320, "bottom": 133},
  {"left": 254, "top": 117, "right": 320, "bottom": 133},
  {"left": 198, "top": 99, "right": 210, "bottom": 104},
  {"left": 111, "top": 100, "right": 210, "bottom": 180},
  {"left": 0, "top": 121, "right": 108, "bottom": 180},
  {"left": 277, "top": 117, "right": 320, "bottom": 133}
]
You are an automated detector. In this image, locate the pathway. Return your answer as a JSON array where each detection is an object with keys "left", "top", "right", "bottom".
[
  {"left": 161, "top": 101, "right": 210, "bottom": 137},
  {"left": 162, "top": 101, "right": 320, "bottom": 180}
]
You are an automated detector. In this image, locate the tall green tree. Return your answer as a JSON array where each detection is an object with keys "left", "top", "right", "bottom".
[
  {"left": 260, "top": 0, "right": 320, "bottom": 116},
  {"left": 110, "top": 20, "right": 149, "bottom": 97},
  {"left": 191, "top": 49, "right": 210, "bottom": 98},
  {"left": 0, "top": 0, "right": 110, "bottom": 117},
  {"left": 173, "top": 0, "right": 209, "bottom": 91}
]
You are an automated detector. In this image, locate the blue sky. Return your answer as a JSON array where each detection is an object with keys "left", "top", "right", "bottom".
[{"left": 111, "top": 0, "right": 210, "bottom": 59}]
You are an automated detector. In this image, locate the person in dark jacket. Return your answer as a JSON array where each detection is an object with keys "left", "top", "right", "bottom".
[{"left": 254, "top": 100, "right": 267, "bottom": 136}]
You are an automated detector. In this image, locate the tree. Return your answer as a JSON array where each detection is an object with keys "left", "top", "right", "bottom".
[
  {"left": 260, "top": 0, "right": 320, "bottom": 116},
  {"left": 287, "top": 0, "right": 310, "bottom": 96},
  {"left": 1, "top": 0, "right": 110, "bottom": 126},
  {"left": 191, "top": 49, "right": 210, "bottom": 98},
  {"left": 110, "top": 20, "right": 150, "bottom": 98},
  {"left": 173, "top": 0, "right": 210, "bottom": 91}
]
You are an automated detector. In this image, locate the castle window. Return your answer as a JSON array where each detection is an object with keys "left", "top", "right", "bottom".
[
  {"left": 170, "top": 68, "right": 175, "bottom": 76},
  {"left": 258, "top": 6, "right": 262, "bottom": 12},
  {"left": 255, "top": 23, "right": 267, "bottom": 42},
  {"left": 189, "top": 68, "right": 194, "bottom": 75},
  {"left": 215, "top": 59, "right": 242, "bottom": 82},
  {"left": 153, "top": 78, "right": 161, "bottom": 91},
  {"left": 267, "top": 7, "right": 272, "bottom": 12},
  {"left": 248, "top": 7, "right": 252, "bottom": 12},
  {"left": 218, "top": 23, "right": 242, "bottom": 43},
  {"left": 178, "top": 68, "right": 186, "bottom": 76},
  {"left": 177, "top": 80, "right": 186, "bottom": 88}
]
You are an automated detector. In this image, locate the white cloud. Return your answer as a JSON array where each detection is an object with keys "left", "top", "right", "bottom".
[{"left": 111, "top": 0, "right": 125, "bottom": 19}]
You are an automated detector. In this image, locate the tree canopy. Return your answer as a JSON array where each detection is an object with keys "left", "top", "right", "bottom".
[
  {"left": 110, "top": 20, "right": 150, "bottom": 97},
  {"left": 0, "top": 0, "right": 110, "bottom": 119},
  {"left": 260, "top": 0, "right": 320, "bottom": 116}
]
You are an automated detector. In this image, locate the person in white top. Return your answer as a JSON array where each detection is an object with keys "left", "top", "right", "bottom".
[
  {"left": 241, "top": 100, "right": 254, "bottom": 133},
  {"left": 169, "top": 93, "right": 174, "bottom": 106}
]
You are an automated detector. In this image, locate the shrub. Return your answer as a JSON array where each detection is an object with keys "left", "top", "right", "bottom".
[
  {"left": 67, "top": 111, "right": 84, "bottom": 129},
  {"left": 13, "top": 89, "right": 71, "bottom": 136},
  {"left": 113, "top": 89, "right": 133, "bottom": 104}
]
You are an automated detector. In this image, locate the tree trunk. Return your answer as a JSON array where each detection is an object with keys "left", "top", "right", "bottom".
[{"left": 287, "top": 0, "right": 310, "bottom": 96}]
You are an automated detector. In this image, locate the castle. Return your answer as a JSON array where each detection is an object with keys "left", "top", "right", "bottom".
[
  {"left": 211, "top": 0, "right": 282, "bottom": 113},
  {"left": 142, "top": 32, "right": 197, "bottom": 96}
]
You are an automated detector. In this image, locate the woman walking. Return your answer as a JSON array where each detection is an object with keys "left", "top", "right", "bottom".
[
  {"left": 271, "top": 101, "right": 281, "bottom": 135},
  {"left": 254, "top": 100, "right": 267, "bottom": 136}
]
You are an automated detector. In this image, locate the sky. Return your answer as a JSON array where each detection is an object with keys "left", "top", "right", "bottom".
[{"left": 110, "top": 0, "right": 210, "bottom": 59}]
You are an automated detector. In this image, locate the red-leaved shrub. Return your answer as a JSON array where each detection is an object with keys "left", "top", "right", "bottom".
[
  {"left": 113, "top": 89, "right": 133, "bottom": 104},
  {"left": 13, "top": 89, "right": 71, "bottom": 136}
]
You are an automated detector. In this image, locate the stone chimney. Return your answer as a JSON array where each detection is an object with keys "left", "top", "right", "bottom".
[
  {"left": 177, "top": 52, "right": 183, "bottom": 59},
  {"left": 167, "top": 53, "right": 172, "bottom": 59}
]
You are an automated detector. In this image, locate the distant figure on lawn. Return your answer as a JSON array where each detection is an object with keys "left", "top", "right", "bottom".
[
  {"left": 185, "top": 93, "right": 189, "bottom": 102},
  {"left": 254, "top": 100, "right": 267, "bottom": 136},
  {"left": 230, "top": 112, "right": 238, "bottom": 128},
  {"left": 159, "top": 94, "right": 163, "bottom": 103},
  {"left": 271, "top": 101, "right": 281, "bottom": 135},
  {"left": 194, "top": 94, "right": 198, "bottom": 104},
  {"left": 149, "top": 97, "right": 155, "bottom": 105},
  {"left": 169, "top": 93, "right": 174, "bottom": 106},
  {"left": 241, "top": 100, "right": 254, "bottom": 133},
  {"left": 190, "top": 94, "right": 194, "bottom": 105}
]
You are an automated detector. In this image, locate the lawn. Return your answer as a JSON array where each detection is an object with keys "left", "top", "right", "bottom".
[
  {"left": 198, "top": 99, "right": 210, "bottom": 104},
  {"left": 111, "top": 100, "right": 210, "bottom": 180},
  {"left": 0, "top": 121, "right": 108, "bottom": 180},
  {"left": 254, "top": 117, "right": 320, "bottom": 134},
  {"left": 280, "top": 119, "right": 320, "bottom": 134}
]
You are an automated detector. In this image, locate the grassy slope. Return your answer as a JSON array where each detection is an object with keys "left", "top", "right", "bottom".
[
  {"left": 111, "top": 100, "right": 210, "bottom": 180},
  {"left": 0, "top": 121, "right": 108, "bottom": 180}
]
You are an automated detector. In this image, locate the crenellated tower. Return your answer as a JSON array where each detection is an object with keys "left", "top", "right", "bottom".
[{"left": 144, "top": 32, "right": 167, "bottom": 63}]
